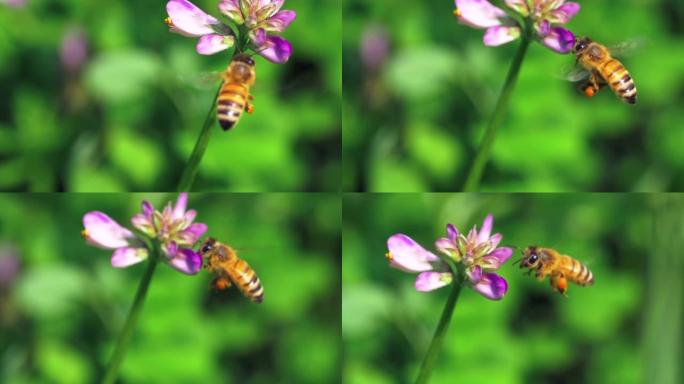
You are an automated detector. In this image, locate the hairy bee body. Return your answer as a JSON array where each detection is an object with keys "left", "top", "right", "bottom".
[
  {"left": 520, "top": 246, "right": 594, "bottom": 295},
  {"left": 217, "top": 54, "right": 256, "bottom": 131},
  {"left": 573, "top": 37, "right": 637, "bottom": 104},
  {"left": 199, "top": 237, "right": 264, "bottom": 303}
]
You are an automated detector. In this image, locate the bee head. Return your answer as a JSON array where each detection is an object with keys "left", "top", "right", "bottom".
[
  {"left": 573, "top": 37, "right": 592, "bottom": 54},
  {"left": 200, "top": 237, "right": 216, "bottom": 255},
  {"left": 521, "top": 246, "right": 541, "bottom": 269},
  {"left": 233, "top": 53, "right": 256, "bottom": 67}
]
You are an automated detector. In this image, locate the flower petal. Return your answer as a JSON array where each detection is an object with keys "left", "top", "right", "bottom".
[
  {"left": 166, "top": 0, "right": 220, "bottom": 37},
  {"left": 167, "top": 248, "right": 203, "bottom": 275},
  {"left": 142, "top": 201, "right": 154, "bottom": 219},
  {"left": 435, "top": 237, "right": 459, "bottom": 257},
  {"left": 219, "top": 0, "right": 244, "bottom": 24},
  {"left": 111, "top": 247, "right": 149, "bottom": 268},
  {"left": 455, "top": 0, "right": 510, "bottom": 28},
  {"left": 467, "top": 265, "right": 483, "bottom": 284},
  {"left": 477, "top": 214, "right": 494, "bottom": 243},
  {"left": 472, "top": 272, "right": 508, "bottom": 300},
  {"left": 483, "top": 25, "right": 521, "bottom": 46},
  {"left": 263, "top": 10, "right": 296, "bottom": 33},
  {"left": 387, "top": 234, "right": 439, "bottom": 273},
  {"left": 547, "top": 2, "right": 580, "bottom": 24},
  {"left": 196, "top": 34, "right": 235, "bottom": 55},
  {"left": 446, "top": 223, "right": 459, "bottom": 241},
  {"left": 504, "top": 0, "right": 529, "bottom": 16},
  {"left": 488, "top": 233, "right": 502, "bottom": 249},
  {"left": 251, "top": 29, "right": 292, "bottom": 63},
  {"left": 481, "top": 247, "right": 513, "bottom": 269},
  {"left": 540, "top": 26, "right": 575, "bottom": 53},
  {"left": 415, "top": 272, "right": 453, "bottom": 292},
  {"left": 83, "top": 212, "right": 134, "bottom": 249},
  {"left": 172, "top": 193, "right": 188, "bottom": 220},
  {"left": 177, "top": 223, "right": 208, "bottom": 245}
]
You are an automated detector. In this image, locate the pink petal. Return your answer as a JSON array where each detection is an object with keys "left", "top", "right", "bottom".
[
  {"left": 387, "top": 234, "right": 439, "bottom": 273},
  {"left": 111, "top": 247, "right": 148, "bottom": 268},
  {"left": 435, "top": 237, "right": 458, "bottom": 256},
  {"left": 131, "top": 213, "right": 155, "bottom": 236},
  {"left": 415, "top": 272, "right": 453, "bottom": 292},
  {"left": 263, "top": 10, "right": 296, "bottom": 33},
  {"left": 196, "top": 34, "right": 234, "bottom": 55},
  {"left": 446, "top": 223, "right": 459, "bottom": 241},
  {"left": 172, "top": 193, "right": 188, "bottom": 220},
  {"left": 477, "top": 214, "right": 494, "bottom": 243},
  {"left": 166, "top": 0, "right": 219, "bottom": 37},
  {"left": 547, "top": 2, "right": 580, "bottom": 24},
  {"left": 83, "top": 212, "right": 134, "bottom": 249},
  {"left": 219, "top": 0, "right": 244, "bottom": 24},
  {"left": 481, "top": 247, "right": 513, "bottom": 269},
  {"left": 467, "top": 265, "right": 483, "bottom": 283},
  {"left": 472, "top": 272, "right": 508, "bottom": 300},
  {"left": 455, "top": 0, "right": 509, "bottom": 28},
  {"left": 177, "top": 223, "right": 208, "bottom": 245},
  {"left": 541, "top": 26, "right": 575, "bottom": 53},
  {"left": 167, "top": 248, "right": 203, "bottom": 275},
  {"left": 488, "top": 233, "right": 502, "bottom": 248},
  {"left": 251, "top": 29, "right": 292, "bottom": 63},
  {"left": 504, "top": 0, "right": 529, "bottom": 16},
  {"left": 184, "top": 209, "right": 197, "bottom": 225},
  {"left": 483, "top": 25, "right": 521, "bottom": 46}
]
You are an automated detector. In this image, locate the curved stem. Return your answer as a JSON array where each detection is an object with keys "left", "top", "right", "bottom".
[
  {"left": 414, "top": 260, "right": 465, "bottom": 384},
  {"left": 101, "top": 244, "right": 161, "bottom": 384},
  {"left": 462, "top": 36, "right": 531, "bottom": 191},
  {"left": 176, "top": 83, "right": 222, "bottom": 192}
]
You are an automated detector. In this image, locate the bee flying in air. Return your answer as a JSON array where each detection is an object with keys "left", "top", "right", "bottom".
[
  {"left": 569, "top": 37, "right": 637, "bottom": 104},
  {"left": 516, "top": 246, "right": 594, "bottom": 296},
  {"left": 217, "top": 53, "right": 257, "bottom": 131},
  {"left": 199, "top": 237, "right": 264, "bottom": 303}
]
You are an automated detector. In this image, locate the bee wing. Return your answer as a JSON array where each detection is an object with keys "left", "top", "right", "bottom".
[
  {"left": 176, "top": 71, "right": 223, "bottom": 90},
  {"left": 558, "top": 63, "right": 590, "bottom": 82},
  {"left": 607, "top": 38, "right": 646, "bottom": 58}
]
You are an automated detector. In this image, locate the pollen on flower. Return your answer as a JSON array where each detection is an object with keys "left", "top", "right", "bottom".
[
  {"left": 164, "top": 17, "right": 174, "bottom": 27},
  {"left": 81, "top": 229, "right": 89, "bottom": 239},
  {"left": 453, "top": 8, "right": 461, "bottom": 18},
  {"left": 385, "top": 251, "right": 394, "bottom": 262}
]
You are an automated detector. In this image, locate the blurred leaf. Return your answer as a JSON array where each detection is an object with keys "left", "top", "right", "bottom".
[{"left": 85, "top": 51, "right": 161, "bottom": 104}]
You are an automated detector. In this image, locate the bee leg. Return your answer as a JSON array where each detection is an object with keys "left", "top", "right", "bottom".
[
  {"left": 246, "top": 102, "right": 254, "bottom": 114},
  {"left": 550, "top": 273, "right": 568, "bottom": 296},
  {"left": 211, "top": 276, "right": 232, "bottom": 290}
]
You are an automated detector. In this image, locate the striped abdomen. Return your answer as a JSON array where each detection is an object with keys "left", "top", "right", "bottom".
[
  {"left": 217, "top": 82, "right": 249, "bottom": 131},
  {"left": 561, "top": 256, "right": 594, "bottom": 286},
  {"left": 226, "top": 258, "right": 264, "bottom": 303},
  {"left": 598, "top": 58, "right": 637, "bottom": 104}
]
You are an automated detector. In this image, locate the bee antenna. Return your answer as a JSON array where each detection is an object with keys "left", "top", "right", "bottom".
[{"left": 512, "top": 258, "right": 521, "bottom": 266}]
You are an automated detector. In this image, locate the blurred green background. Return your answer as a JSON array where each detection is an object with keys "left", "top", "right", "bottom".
[
  {"left": 0, "top": 193, "right": 340, "bottom": 383},
  {"left": 343, "top": 193, "right": 683, "bottom": 383},
  {"left": 0, "top": 0, "right": 340, "bottom": 191},
  {"left": 343, "top": 0, "right": 684, "bottom": 191}
]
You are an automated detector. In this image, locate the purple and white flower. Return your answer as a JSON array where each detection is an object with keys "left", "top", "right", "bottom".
[
  {"left": 386, "top": 214, "right": 512, "bottom": 300},
  {"left": 82, "top": 193, "right": 206, "bottom": 275},
  {"left": 165, "top": 0, "right": 296, "bottom": 63},
  {"left": 454, "top": 0, "right": 579, "bottom": 54}
]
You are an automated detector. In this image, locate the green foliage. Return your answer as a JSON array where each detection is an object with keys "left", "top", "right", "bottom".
[
  {"left": 342, "top": 193, "right": 673, "bottom": 384},
  {"left": 0, "top": 194, "right": 340, "bottom": 383},
  {"left": 0, "top": 0, "right": 340, "bottom": 191},
  {"left": 343, "top": 0, "right": 684, "bottom": 191}
]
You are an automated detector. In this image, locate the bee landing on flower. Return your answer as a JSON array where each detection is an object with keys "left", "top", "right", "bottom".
[{"left": 386, "top": 214, "right": 513, "bottom": 300}]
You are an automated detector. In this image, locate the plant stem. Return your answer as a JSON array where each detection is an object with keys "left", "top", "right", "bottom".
[
  {"left": 462, "top": 36, "right": 531, "bottom": 191},
  {"left": 414, "top": 262, "right": 465, "bottom": 384},
  {"left": 176, "top": 83, "right": 222, "bottom": 192},
  {"left": 102, "top": 245, "right": 160, "bottom": 384}
]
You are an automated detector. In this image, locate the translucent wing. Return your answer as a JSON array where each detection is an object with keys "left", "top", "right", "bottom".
[
  {"left": 176, "top": 71, "right": 223, "bottom": 90},
  {"left": 559, "top": 63, "right": 590, "bottom": 82},
  {"left": 607, "top": 38, "right": 646, "bottom": 58}
]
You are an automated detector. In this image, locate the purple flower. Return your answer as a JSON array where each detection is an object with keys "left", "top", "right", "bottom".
[
  {"left": 60, "top": 27, "right": 88, "bottom": 74},
  {"left": 360, "top": 25, "right": 390, "bottom": 71},
  {"left": 386, "top": 214, "right": 512, "bottom": 300},
  {"left": 165, "top": 0, "right": 296, "bottom": 63},
  {"left": 0, "top": 245, "right": 20, "bottom": 289},
  {"left": 454, "top": 0, "right": 579, "bottom": 54},
  {"left": 82, "top": 193, "right": 206, "bottom": 275}
]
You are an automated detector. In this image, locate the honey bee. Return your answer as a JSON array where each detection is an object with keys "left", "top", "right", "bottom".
[
  {"left": 517, "top": 246, "right": 594, "bottom": 296},
  {"left": 199, "top": 237, "right": 264, "bottom": 303},
  {"left": 571, "top": 37, "right": 637, "bottom": 104},
  {"left": 216, "top": 53, "right": 256, "bottom": 131}
]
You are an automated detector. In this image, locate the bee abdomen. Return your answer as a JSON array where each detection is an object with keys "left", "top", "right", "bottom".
[
  {"left": 601, "top": 59, "right": 637, "bottom": 104},
  {"left": 233, "top": 259, "right": 264, "bottom": 303},
  {"left": 568, "top": 258, "right": 594, "bottom": 286},
  {"left": 217, "top": 83, "right": 248, "bottom": 131}
]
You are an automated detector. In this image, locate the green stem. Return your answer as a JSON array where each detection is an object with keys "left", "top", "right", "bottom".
[
  {"left": 414, "top": 261, "right": 465, "bottom": 384},
  {"left": 462, "top": 36, "right": 531, "bottom": 191},
  {"left": 176, "top": 83, "right": 222, "bottom": 192},
  {"left": 101, "top": 244, "right": 161, "bottom": 384}
]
